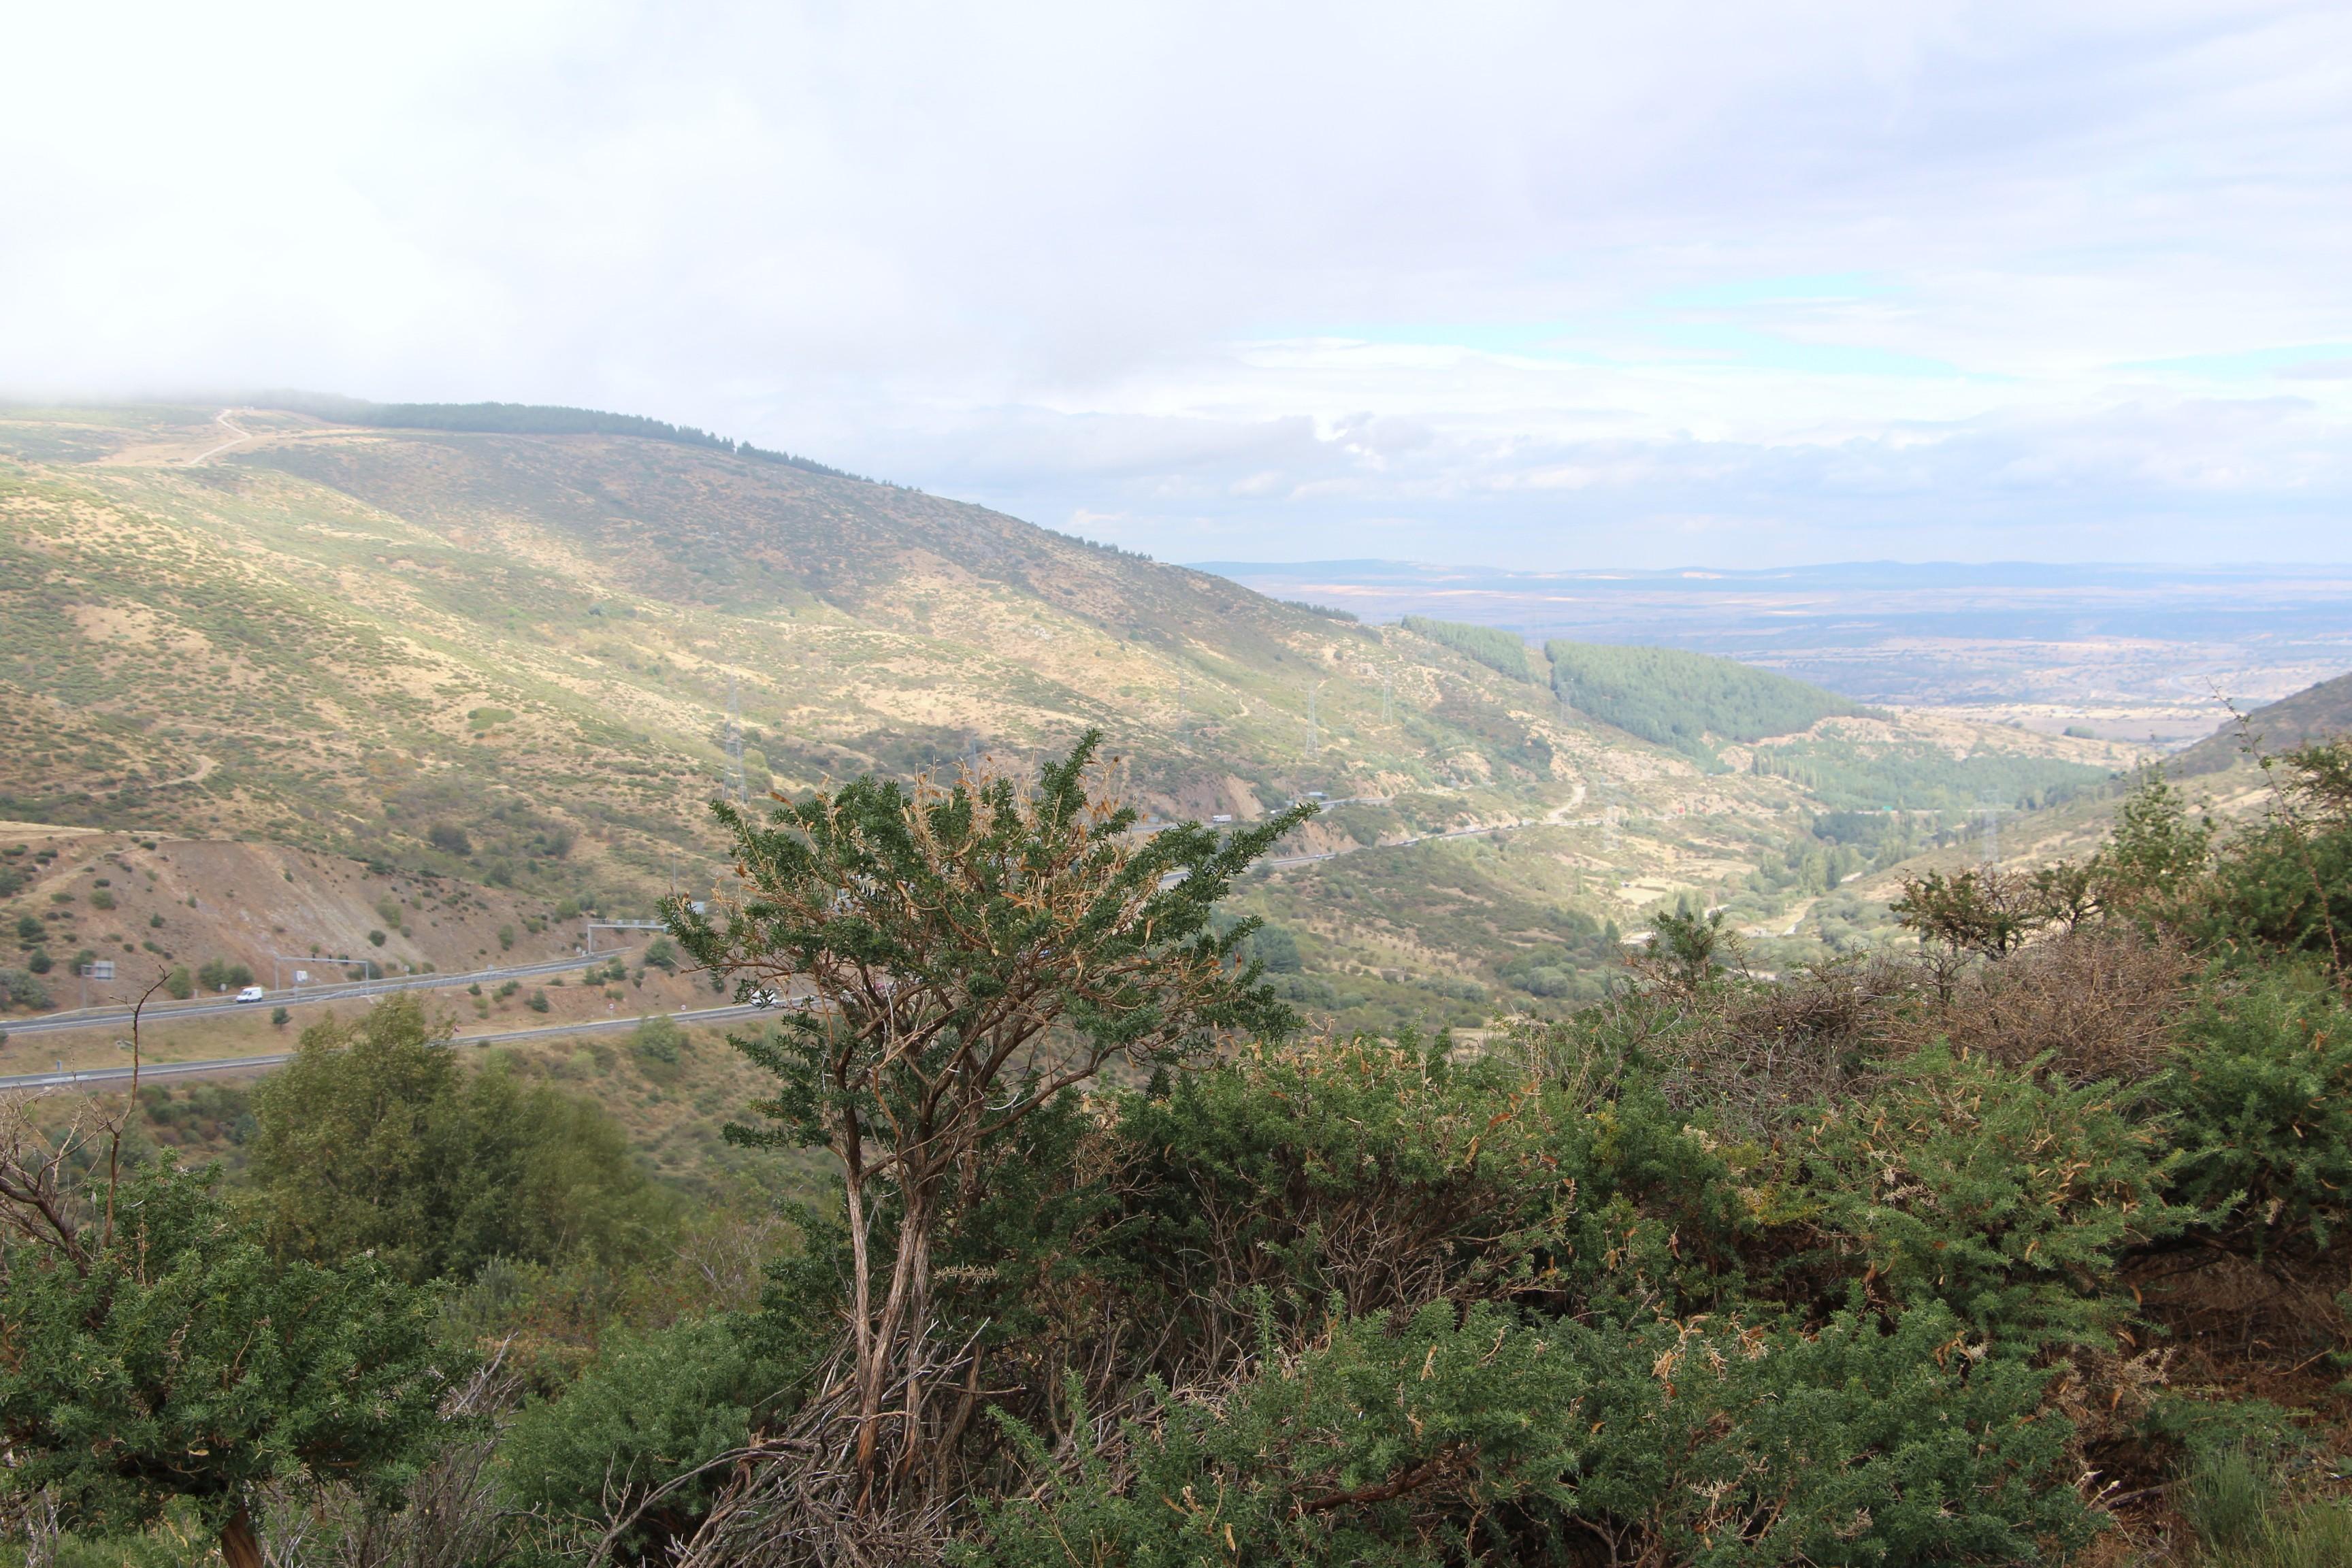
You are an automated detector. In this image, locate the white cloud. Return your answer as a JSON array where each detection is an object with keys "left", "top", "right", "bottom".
[{"left": 3, "top": 1, "right": 2349, "bottom": 566}]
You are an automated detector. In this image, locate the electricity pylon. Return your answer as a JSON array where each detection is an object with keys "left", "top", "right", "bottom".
[{"left": 724, "top": 675, "right": 746, "bottom": 804}]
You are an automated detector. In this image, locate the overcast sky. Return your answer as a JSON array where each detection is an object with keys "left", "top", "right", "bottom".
[{"left": 5, "top": 2, "right": 2349, "bottom": 568}]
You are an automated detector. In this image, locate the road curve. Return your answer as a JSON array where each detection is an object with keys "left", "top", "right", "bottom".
[
  {"left": 0, "top": 1003, "right": 769, "bottom": 1093},
  {"left": 188, "top": 408, "right": 257, "bottom": 465}
]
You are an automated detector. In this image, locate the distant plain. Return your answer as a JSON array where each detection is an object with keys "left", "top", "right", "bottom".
[{"left": 1196, "top": 558, "right": 2352, "bottom": 747}]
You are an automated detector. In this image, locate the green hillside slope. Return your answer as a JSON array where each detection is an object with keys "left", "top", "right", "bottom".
[
  {"left": 1546, "top": 640, "right": 1863, "bottom": 755},
  {"left": 1401, "top": 616, "right": 1536, "bottom": 682}
]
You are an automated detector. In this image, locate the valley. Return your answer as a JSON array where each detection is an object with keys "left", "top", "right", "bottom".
[{"left": 0, "top": 399, "right": 2305, "bottom": 1051}]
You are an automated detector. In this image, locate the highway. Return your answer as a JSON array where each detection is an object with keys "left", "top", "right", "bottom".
[
  {"left": 1, "top": 947, "right": 649, "bottom": 1040},
  {"left": 0, "top": 1002, "right": 769, "bottom": 1093}
]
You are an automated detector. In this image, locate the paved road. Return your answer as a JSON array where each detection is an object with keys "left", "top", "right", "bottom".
[
  {"left": 5, "top": 947, "right": 651, "bottom": 1040},
  {"left": 0, "top": 1002, "right": 769, "bottom": 1092}
]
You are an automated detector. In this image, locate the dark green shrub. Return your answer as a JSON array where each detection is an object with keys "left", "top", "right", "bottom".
[
  {"left": 0, "top": 967, "right": 51, "bottom": 1010},
  {"left": 197, "top": 958, "right": 255, "bottom": 993},
  {"left": 1102, "top": 1040, "right": 1646, "bottom": 1324},
  {"left": 630, "top": 1014, "right": 684, "bottom": 1084},
  {"left": 163, "top": 964, "right": 193, "bottom": 1000},
  {"left": 970, "top": 1301, "right": 2090, "bottom": 1568},
  {"left": 1567, "top": 1302, "right": 2092, "bottom": 1567},
  {"left": 2157, "top": 970, "right": 2352, "bottom": 1254},
  {"left": 1795, "top": 1042, "right": 2189, "bottom": 1346},
  {"left": 499, "top": 1316, "right": 783, "bottom": 1557},
  {"left": 1247, "top": 923, "right": 1303, "bottom": 973},
  {"left": 972, "top": 1301, "right": 1585, "bottom": 1568}
]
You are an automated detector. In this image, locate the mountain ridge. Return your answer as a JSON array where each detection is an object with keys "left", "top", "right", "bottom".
[{"left": 0, "top": 402, "right": 2149, "bottom": 1030}]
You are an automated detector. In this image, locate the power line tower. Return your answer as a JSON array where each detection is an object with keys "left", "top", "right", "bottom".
[
  {"left": 724, "top": 674, "right": 746, "bottom": 805},
  {"left": 1307, "top": 680, "right": 1324, "bottom": 756},
  {"left": 1381, "top": 668, "right": 1393, "bottom": 721}
]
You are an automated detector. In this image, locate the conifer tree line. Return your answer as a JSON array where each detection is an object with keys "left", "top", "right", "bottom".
[
  {"left": 7, "top": 728, "right": 2352, "bottom": 1565},
  {"left": 1398, "top": 614, "right": 1872, "bottom": 757}
]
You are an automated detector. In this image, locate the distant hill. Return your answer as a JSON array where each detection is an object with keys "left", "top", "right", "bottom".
[
  {"left": 1545, "top": 640, "right": 1864, "bottom": 755},
  {"left": 2171, "top": 670, "right": 2352, "bottom": 775},
  {"left": 253, "top": 394, "right": 869, "bottom": 480}
]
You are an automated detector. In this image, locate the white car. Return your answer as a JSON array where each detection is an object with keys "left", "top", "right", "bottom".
[{"left": 235, "top": 985, "right": 267, "bottom": 1003}]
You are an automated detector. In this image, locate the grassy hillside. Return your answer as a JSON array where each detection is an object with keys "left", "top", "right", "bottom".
[
  {"left": 1547, "top": 639, "right": 1864, "bottom": 756},
  {"left": 0, "top": 403, "right": 1584, "bottom": 905},
  {"left": 0, "top": 402, "right": 2151, "bottom": 1029}
]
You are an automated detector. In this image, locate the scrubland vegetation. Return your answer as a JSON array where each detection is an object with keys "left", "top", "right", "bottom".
[
  {"left": 4, "top": 724, "right": 2352, "bottom": 1568},
  {"left": 2, "top": 407, "right": 2157, "bottom": 1034}
]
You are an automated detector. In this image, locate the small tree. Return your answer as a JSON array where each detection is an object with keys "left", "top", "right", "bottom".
[
  {"left": 2092, "top": 767, "right": 2213, "bottom": 920},
  {"left": 666, "top": 732, "right": 1308, "bottom": 1506},
  {"left": 1638, "top": 904, "right": 1741, "bottom": 990},
  {"left": 1893, "top": 868, "right": 2051, "bottom": 962},
  {"left": 248, "top": 994, "right": 668, "bottom": 1283},
  {"left": 0, "top": 1076, "right": 444, "bottom": 1567}
]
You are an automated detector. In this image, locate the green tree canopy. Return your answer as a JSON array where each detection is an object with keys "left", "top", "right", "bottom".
[
  {"left": 0, "top": 1144, "right": 442, "bottom": 1568},
  {"left": 247, "top": 996, "right": 672, "bottom": 1282},
  {"left": 668, "top": 730, "right": 1309, "bottom": 1509}
]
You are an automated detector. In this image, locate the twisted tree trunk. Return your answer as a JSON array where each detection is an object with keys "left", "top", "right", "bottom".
[{"left": 218, "top": 1502, "right": 265, "bottom": 1568}]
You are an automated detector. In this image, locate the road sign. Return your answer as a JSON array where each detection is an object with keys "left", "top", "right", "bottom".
[{"left": 81, "top": 960, "right": 115, "bottom": 981}]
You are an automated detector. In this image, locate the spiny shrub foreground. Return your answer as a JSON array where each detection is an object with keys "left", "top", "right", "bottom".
[{"left": 7, "top": 737, "right": 2352, "bottom": 1567}]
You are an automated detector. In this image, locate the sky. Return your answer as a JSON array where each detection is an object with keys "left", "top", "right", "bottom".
[{"left": 5, "top": 1, "right": 2350, "bottom": 568}]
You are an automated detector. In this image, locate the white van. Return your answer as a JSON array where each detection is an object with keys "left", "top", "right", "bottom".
[{"left": 235, "top": 985, "right": 267, "bottom": 1003}]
